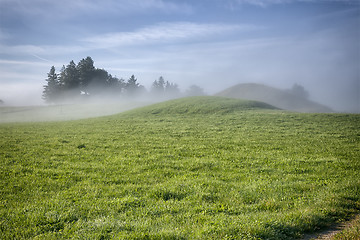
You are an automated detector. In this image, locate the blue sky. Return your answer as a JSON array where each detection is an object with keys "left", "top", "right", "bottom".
[{"left": 0, "top": 0, "right": 359, "bottom": 111}]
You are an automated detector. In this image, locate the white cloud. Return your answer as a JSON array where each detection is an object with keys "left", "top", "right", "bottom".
[
  {"left": 0, "top": 44, "right": 46, "bottom": 55},
  {"left": 82, "top": 22, "right": 255, "bottom": 49}
]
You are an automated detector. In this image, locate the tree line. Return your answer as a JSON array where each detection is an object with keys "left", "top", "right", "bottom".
[{"left": 42, "top": 56, "right": 204, "bottom": 103}]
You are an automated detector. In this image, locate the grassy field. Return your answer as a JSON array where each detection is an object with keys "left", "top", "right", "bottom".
[{"left": 0, "top": 96, "right": 359, "bottom": 239}]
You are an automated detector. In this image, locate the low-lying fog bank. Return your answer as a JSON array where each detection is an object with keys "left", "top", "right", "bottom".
[{"left": 0, "top": 101, "right": 151, "bottom": 123}]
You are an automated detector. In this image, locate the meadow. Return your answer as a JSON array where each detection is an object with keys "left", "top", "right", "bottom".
[{"left": 0, "top": 96, "right": 359, "bottom": 239}]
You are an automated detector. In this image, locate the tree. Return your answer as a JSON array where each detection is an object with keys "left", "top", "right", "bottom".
[
  {"left": 107, "top": 75, "right": 125, "bottom": 94},
  {"left": 42, "top": 66, "right": 60, "bottom": 103},
  {"left": 77, "top": 56, "right": 95, "bottom": 95},
  {"left": 151, "top": 76, "right": 180, "bottom": 99},
  {"left": 289, "top": 83, "right": 309, "bottom": 99},
  {"left": 87, "top": 68, "right": 110, "bottom": 95},
  {"left": 186, "top": 85, "right": 206, "bottom": 96},
  {"left": 125, "top": 75, "right": 141, "bottom": 95},
  {"left": 59, "top": 60, "right": 80, "bottom": 92},
  {"left": 42, "top": 57, "right": 159, "bottom": 103},
  {"left": 151, "top": 76, "right": 165, "bottom": 95}
]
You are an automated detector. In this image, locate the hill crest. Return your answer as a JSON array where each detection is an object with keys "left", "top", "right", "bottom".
[
  {"left": 122, "top": 96, "right": 278, "bottom": 116},
  {"left": 215, "top": 83, "right": 333, "bottom": 113}
]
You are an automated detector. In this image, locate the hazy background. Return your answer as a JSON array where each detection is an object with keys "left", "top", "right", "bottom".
[{"left": 0, "top": 0, "right": 359, "bottom": 112}]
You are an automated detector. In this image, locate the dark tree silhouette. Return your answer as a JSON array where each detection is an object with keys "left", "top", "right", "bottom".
[
  {"left": 59, "top": 61, "right": 80, "bottom": 92},
  {"left": 87, "top": 68, "right": 109, "bottom": 94},
  {"left": 77, "top": 56, "right": 95, "bottom": 95},
  {"left": 42, "top": 66, "right": 60, "bottom": 103}
]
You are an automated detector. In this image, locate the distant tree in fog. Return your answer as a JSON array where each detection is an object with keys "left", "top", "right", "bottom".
[
  {"left": 108, "top": 75, "right": 125, "bottom": 95},
  {"left": 42, "top": 66, "right": 60, "bottom": 103},
  {"left": 289, "top": 83, "right": 309, "bottom": 99},
  {"left": 125, "top": 75, "right": 145, "bottom": 96},
  {"left": 151, "top": 76, "right": 165, "bottom": 94},
  {"left": 0, "top": 99, "right": 4, "bottom": 105},
  {"left": 186, "top": 85, "right": 206, "bottom": 96},
  {"left": 165, "top": 81, "right": 180, "bottom": 97},
  {"left": 151, "top": 76, "right": 181, "bottom": 99}
]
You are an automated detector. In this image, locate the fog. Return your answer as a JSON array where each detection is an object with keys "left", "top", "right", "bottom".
[
  {"left": 0, "top": 72, "right": 359, "bottom": 116},
  {"left": 0, "top": 84, "right": 207, "bottom": 122},
  {"left": 0, "top": 0, "right": 359, "bottom": 114},
  {"left": 1, "top": 76, "right": 358, "bottom": 124},
  {"left": 0, "top": 103, "right": 144, "bottom": 123}
]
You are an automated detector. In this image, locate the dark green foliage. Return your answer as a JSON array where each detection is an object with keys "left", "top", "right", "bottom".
[
  {"left": 42, "top": 66, "right": 60, "bottom": 103},
  {"left": 1, "top": 97, "right": 359, "bottom": 239},
  {"left": 88, "top": 68, "right": 111, "bottom": 94},
  {"left": 59, "top": 60, "right": 80, "bottom": 91},
  {"left": 42, "top": 57, "right": 142, "bottom": 103},
  {"left": 77, "top": 56, "right": 96, "bottom": 94}
]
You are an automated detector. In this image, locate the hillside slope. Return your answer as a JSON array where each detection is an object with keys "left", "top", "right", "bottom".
[
  {"left": 122, "top": 96, "right": 278, "bottom": 116},
  {"left": 215, "top": 83, "right": 333, "bottom": 113}
]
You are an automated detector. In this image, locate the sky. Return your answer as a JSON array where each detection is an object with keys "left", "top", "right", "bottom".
[{"left": 0, "top": 0, "right": 359, "bottom": 112}]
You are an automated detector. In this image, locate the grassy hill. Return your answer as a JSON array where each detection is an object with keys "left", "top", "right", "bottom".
[
  {"left": 215, "top": 83, "right": 333, "bottom": 113},
  {"left": 1, "top": 96, "right": 359, "bottom": 239},
  {"left": 126, "top": 96, "right": 278, "bottom": 116}
]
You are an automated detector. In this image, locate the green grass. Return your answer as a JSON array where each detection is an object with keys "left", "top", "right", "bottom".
[
  {"left": 332, "top": 215, "right": 360, "bottom": 240},
  {"left": 1, "top": 96, "right": 359, "bottom": 239}
]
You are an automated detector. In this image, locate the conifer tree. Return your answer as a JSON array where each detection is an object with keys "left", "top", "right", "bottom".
[
  {"left": 77, "top": 56, "right": 95, "bottom": 94},
  {"left": 125, "top": 75, "right": 140, "bottom": 94},
  {"left": 58, "top": 61, "right": 80, "bottom": 98},
  {"left": 42, "top": 66, "right": 59, "bottom": 103},
  {"left": 88, "top": 68, "right": 109, "bottom": 94},
  {"left": 151, "top": 76, "right": 165, "bottom": 94}
]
